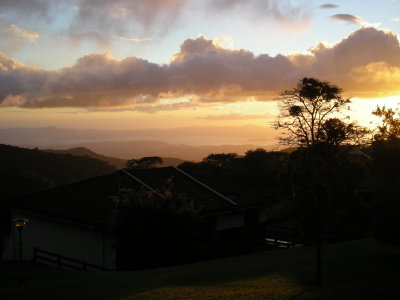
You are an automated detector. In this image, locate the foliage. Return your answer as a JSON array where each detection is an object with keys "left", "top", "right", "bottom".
[
  {"left": 372, "top": 105, "right": 400, "bottom": 141},
  {"left": 274, "top": 77, "right": 370, "bottom": 285},
  {"left": 368, "top": 106, "right": 400, "bottom": 244},
  {"left": 286, "top": 145, "right": 368, "bottom": 232},
  {"left": 0, "top": 144, "right": 116, "bottom": 199},
  {"left": 274, "top": 77, "right": 367, "bottom": 147},
  {"left": 126, "top": 156, "right": 163, "bottom": 169},
  {"left": 179, "top": 149, "right": 290, "bottom": 204},
  {"left": 202, "top": 153, "right": 239, "bottom": 167},
  {"left": 321, "top": 118, "right": 368, "bottom": 146},
  {"left": 272, "top": 78, "right": 369, "bottom": 229}
]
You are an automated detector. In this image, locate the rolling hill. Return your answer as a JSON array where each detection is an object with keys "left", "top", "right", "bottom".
[
  {"left": 44, "top": 147, "right": 185, "bottom": 168},
  {"left": 0, "top": 144, "right": 116, "bottom": 199}
]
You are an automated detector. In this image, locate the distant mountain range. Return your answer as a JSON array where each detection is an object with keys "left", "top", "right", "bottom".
[
  {"left": 0, "top": 125, "right": 277, "bottom": 147},
  {"left": 43, "top": 141, "right": 277, "bottom": 162},
  {"left": 45, "top": 147, "right": 185, "bottom": 168},
  {"left": 0, "top": 126, "right": 279, "bottom": 161}
]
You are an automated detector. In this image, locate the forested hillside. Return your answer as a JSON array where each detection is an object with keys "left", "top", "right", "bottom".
[
  {"left": 44, "top": 147, "right": 127, "bottom": 169},
  {"left": 0, "top": 144, "right": 116, "bottom": 200}
]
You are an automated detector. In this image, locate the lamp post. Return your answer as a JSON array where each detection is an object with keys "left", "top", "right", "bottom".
[{"left": 13, "top": 217, "right": 29, "bottom": 286}]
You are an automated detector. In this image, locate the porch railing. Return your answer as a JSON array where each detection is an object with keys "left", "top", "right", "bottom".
[{"left": 33, "top": 247, "right": 108, "bottom": 271}]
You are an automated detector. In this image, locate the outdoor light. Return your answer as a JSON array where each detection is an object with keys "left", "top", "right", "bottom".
[
  {"left": 13, "top": 217, "right": 29, "bottom": 286},
  {"left": 14, "top": 218, "right": 29, "bottom": 229}
]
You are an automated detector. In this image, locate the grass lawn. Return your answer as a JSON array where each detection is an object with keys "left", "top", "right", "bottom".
[{"left": 1, "top": 238, "right": 399, "bottom": 299}]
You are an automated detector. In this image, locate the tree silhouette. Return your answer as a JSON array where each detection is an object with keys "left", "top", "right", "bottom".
[
  {"left": 202, "top": 153, "right": 239, "bottom": 167},
  {"left": 372, "top": 105, "right": 400, "bottom": 141},
  {"left": 274, "top": 77, "right": 368, "bottom": 286},
  {"left": 126, "top": 156, "right": 163, "bottom": 169},
  {"left": 274, "top": 77, "right": 361, "bottom": 147}
]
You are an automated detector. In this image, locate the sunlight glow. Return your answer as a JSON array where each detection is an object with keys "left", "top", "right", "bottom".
[{"left": 349, "top": 97, "right": 400, "bottom": 128}]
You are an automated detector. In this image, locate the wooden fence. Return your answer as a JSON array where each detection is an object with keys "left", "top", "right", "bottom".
[
  {"left": 33, "top": 247, "right": 108, "bottom": 271},
  {"left": 263, "top": 224, "right": 304, "bottom": 248}
]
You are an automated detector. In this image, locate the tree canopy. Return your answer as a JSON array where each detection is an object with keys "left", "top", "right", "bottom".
[
  {"left": 274, "top": 77, "right": 366, "bottom": 148},
  {"left": 372, "top": 105, "right": 400, "bottom": 141},
  {"left": 126, "top": 156, "right": 163, "bottom": 169}
]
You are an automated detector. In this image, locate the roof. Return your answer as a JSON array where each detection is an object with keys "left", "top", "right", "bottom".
[
  {"left": 8, "top": 167, "right": 263, "bottom": 230},
  {"left": 8, "top": 172, "right": 120, "bottom": 230},
  {"left": 121, "top": 167, "right": 238, "bottom": 213}
]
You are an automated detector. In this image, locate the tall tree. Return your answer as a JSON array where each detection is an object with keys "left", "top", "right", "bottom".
[
  {"left": 274, "top": 77, "right": 368, "bottom": 286},
  {"left": 274, "top": 77, "right": 362, "bottom": 148}
]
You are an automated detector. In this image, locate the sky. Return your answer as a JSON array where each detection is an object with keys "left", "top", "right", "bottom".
[{"left": 0, "top": 0, "right": 399, "bottom": 143}]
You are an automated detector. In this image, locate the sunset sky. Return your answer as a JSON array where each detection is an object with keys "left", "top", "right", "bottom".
[{"left": 0, "top": 0, "right": 400, "bottom": 144}]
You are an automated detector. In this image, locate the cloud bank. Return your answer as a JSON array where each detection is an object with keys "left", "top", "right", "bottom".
[{"left": 0, "top": 27, "right": 399, "bottom": 110}]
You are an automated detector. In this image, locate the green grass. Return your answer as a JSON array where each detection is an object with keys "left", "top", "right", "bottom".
[{"left": 1, "top": 239, "right": 399, "bottom": 299}]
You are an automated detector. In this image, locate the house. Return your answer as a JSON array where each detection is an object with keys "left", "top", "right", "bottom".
[{"left": 2, "top": 166, "right": 269, "bottom": 270}]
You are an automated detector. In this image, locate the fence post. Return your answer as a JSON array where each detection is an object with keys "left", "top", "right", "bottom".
[{"left": 33, "top": 247, "right": 37, "bottom": 262}]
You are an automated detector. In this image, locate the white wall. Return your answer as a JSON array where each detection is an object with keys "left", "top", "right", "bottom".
[
  {"left": 2, "top": 211, "right": 116, "bottom": 270},
  {"left": 216, "top": 213, "right": 245, "bottom": 230}
]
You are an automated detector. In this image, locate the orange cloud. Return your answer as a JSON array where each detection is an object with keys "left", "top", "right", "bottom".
[
  {"left": 111, "top": 35, "right": 152, "bottom": 42},
  {"left": 0, "top": 27, "right": 399, "bottom": 110}
]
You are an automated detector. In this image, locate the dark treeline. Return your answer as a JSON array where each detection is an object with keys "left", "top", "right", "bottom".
[
  {"left": 179, "top": 147, "right": 369, "bottom": 236},
  {"left": 180, "top": 150, "right": 290, "bottom": 210},
  {"left": 175, "top": 139, "right": 398, "bottom": 245}
]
